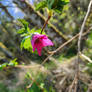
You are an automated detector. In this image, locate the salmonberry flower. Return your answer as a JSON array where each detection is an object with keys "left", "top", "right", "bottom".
[{"left": 31, "top": 33, "right": 54, "bottom": 56}]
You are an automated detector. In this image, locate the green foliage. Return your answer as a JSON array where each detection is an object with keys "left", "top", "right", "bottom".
[
  {"left": 0, "top": 58, "right": 18, "bottom": 70},
  {"left": 86, "top": 63, "right": 92, "bottom": 75},
  {"left": 86, "top": 31, "right": 92, "bottom": 48},
  {"left": 8, "top": 58, "right": 18, "bottom": 66},
  {"left": 17, "top": 19, "right": 46, "bottom": 52},
  {"left": 35, "top": 1, "right": 47, "bottom": 11},
  {"left": 35, "top": 0, "right": 69, "bottom": 13},
  {"left": 47, "top": 0, "right": 55, "bottom": 9},
  {"left": 17, "top": 19, "right": 29, "bottom": 34},
  {"left": 0, "top": 63, "right": 8, "bottom": 70},
  {"left": 53, "top": 0, "right": 69, "bottom": 13},
  {"left": 25, "top": 73, "right": 55, "bottom": 92},
  {"left": 20, "top": 36, "right": 32, "bottom": 51},
  {"left": 0, "top": 83, "right": 8, "bottom": 92}
]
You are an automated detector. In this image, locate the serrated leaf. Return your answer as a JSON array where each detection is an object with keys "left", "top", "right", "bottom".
[{"left": 35, "top": 1, "right": 47, "bottom": 11}]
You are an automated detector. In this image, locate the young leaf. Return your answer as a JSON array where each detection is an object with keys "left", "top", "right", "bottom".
[
  {"left": 47, "top": 0, "right": 55, "bottom": 9},
  {"left": 17, "top": 28, "right": 25, "bottom": 34},
  {"left": 9, "top": 58, "right": 18, "bottom": 66},
  {"left": 53, "top": 0, "right": 69, "bottom": 13},
  {"left": 35, "top": 1, "right": 47, "bottom": 11},
  {"left": 18, "top": 19, "right": 29, "bottom": 28},
  {"left": 20, "top": 36, "right": 32, "bottom": 51}
]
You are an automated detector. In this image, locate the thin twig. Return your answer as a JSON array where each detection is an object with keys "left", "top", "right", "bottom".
[
  {"left": 68, "top": 72, "right": 78, "bottom": 92},
  {"left": 72, "top": 1, "right": 92, "bottom": 92},
  {"left": 76, "top": 1, "right": 92, "bottom": 92},
  {"left": 26, "top": 81, "right": 34, "bottom": 88},
  {"left": 26, "top": 74, "right": 44, "bottom": 91},
  {"left": 41, "top": 15, "right": 51, "bottom": 34},
  {"left": 78, "top": 0, "right": 92, "bottom": 53},
  {"left": 15, "top": 65, "right": 40, "bottom": 68},
  {"left": 80, "top": 53, "right": 92, "bottom": 63}
]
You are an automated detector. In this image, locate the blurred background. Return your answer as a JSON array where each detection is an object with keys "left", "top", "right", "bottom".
[{"left": 0, "top": 0, "right": 92, "bottom": 92}]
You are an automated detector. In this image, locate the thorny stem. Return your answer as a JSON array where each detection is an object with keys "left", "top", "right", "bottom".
[{"left": 41, "top": 15, "right": 51, "bottom": 34}]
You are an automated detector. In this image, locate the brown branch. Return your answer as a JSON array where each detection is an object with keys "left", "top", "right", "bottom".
[
  {"left": 78, "top": 0, "right": 92, "bottom": 53},
  {"left": 13, "top": 0, "right": 68, "bottom": 40},
  {"left": 26, "top": 74, "right": 45, "bottom": 91},
  {"left": 69, "top": 1, "right": 92, "bottom": 92},
  {"left": 74, "top": 1, "right": 92, "bottom": 92},
  {"left": 0, "top": 2, "right": 14, "bottom": 20},
  {"left": 41, "top": 15, "right": 51, "bottom": 34},
  {"left": 15, "top": 65, "right": 40, "bottom": 69},
  {"left": 42, "top": 27, "right": 92, "bottom": 65}
]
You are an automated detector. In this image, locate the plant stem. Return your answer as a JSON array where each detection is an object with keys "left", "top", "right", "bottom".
[{"left": 41, "top": 15, "right": 51, "bottom": 34}]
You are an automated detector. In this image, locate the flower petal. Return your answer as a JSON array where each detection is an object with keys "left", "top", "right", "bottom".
[
  {"left": 41, "top": 37, "right": 54, "bottom": 47},
  {"left": 31, "top": 34, "right": 54, "bottom": 56},
  {"left": 31, "top": 34, "right": 41, "bottom": 51},
  {"left": 35, "top": 41, "right": 44, "bottom": 56}
]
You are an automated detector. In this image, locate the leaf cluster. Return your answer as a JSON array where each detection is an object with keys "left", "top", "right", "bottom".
[
  {"left": 17, "top": 19, "right": 46, "bottom": 52},
  {"left": 35, "top": 0, "right": 69, "bottom": 13},
  {"left": 0, "top": 58, "right": 18, "bottom": 70}
]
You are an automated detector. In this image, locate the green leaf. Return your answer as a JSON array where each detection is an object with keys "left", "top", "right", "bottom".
[
  {"left": 34, "top": 0, "right": 69, "bottom": 13},
  {"left": 35, "top": 1, "right": 47, "bottom": 11},
  {"left": 17, "top": 28, "right": 25, "bottom": 34},
  {"left": 20, "top": 36, "right": 32, "bottom": 51},
  {"left": 0, "top": 65, "right": 3, "bottom": 70},
  {"left": 47, "top": 0, "right": 55, "bottom": 9},
  {"left": 63, "top": 0, "right": 69, "bottom": 3},
  {"left": 40, "top": 83, "right": 44, "bottom": 89},
  {"left": 20, "top": 33, "right": 30, "bottom": 37},
  {"left": 18, "top": 19, "right": 29, "bottom": 33},
  {"left": 29, "top": 28, "right": 46, "bottom": 35},
  {"left": 0, "top": 63, "right": 8, "bottom": 70},
  {"left": 18, "top": 19, "right": 29, "bottom": 28},
  {"left": 9, "top": 58, "right": 18, "bottom": 66},
  {"left": 53, "top": 0, "right": 69, "bottom": 13}
]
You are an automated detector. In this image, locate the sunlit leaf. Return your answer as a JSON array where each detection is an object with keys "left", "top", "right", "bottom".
[{"left": 35, "top": 1, "right": 47, "bottom": 11}]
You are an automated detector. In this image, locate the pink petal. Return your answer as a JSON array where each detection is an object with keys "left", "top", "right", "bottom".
[
  {"left": 35, "top": 41, "right": 44, "bottom": 56},
  {"left": 31, "top": 34, "right": 54, "bottom": 56},
  {"left": 31, "top": 34, "right": 41, "bottom": 52},
  {"left": 41, "top": 37, "right": 54, "bottom": 47}
]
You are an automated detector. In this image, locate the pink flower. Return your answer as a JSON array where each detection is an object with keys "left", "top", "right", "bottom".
[{"left": 31, "top": 34, "right": 54, "bottom": 56}]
